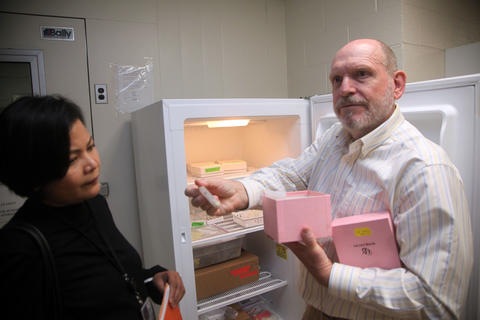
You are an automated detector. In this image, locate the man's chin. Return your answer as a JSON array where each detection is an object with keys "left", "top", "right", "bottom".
[{"left": 340, "top": 117, "right": 371, "bottom": 137}]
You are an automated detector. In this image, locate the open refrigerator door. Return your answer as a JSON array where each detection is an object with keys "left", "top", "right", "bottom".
[{"left": 310, "top": 74, "right": 480, "bottom": 320}]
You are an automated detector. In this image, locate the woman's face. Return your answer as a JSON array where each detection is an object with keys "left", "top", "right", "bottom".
[{"left": 42, "top": 119, "right": 101, "bottom": 206}]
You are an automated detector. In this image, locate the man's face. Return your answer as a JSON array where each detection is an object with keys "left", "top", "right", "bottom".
[{"left": 329, "top": 41, "right": 396, "bottom": 139}]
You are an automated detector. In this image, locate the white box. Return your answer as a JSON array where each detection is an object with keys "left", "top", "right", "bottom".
[
  {"left": 188, "top": 161, "right": 223, "bottom": 177},
  {"left": 217, "top": 160, "right": 247, "bottom": 173},
  {"left": 232, "top": 210, "right": 263, "bottom": 228}
]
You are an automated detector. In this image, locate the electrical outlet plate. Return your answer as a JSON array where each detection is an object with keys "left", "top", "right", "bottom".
[{"left": 94, "top": 84, "right": 108, "bottom": 104}]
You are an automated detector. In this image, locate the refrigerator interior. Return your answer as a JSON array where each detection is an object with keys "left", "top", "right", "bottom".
[
  {"left": 184, "top": 116, "right": 302, "bottom": 171},
  {"left": 185, "top": 116, "right": 307, "bottom": 318},
  {"left": 132, "top": 99, "right": 310, "bottom": 319}
]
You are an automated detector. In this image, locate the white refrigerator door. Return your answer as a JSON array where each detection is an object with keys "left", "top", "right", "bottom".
[
  {"left": 309, "top": 74, "right": 480, "bottom": 320},
  {"left": 132, "top": 98, "right": 311, "bottom": 319}
]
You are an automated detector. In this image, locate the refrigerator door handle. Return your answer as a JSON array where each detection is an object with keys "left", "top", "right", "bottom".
[
  {"left": 401, "top": 105, "right": 457, "bottom": 153},
  {"left": 316, "top": 105, "right": 457, "bottom": 152}
]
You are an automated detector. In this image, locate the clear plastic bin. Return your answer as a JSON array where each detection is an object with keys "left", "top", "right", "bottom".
[{"left": 193, "top": 235, "right": 244, "bottom": 269}]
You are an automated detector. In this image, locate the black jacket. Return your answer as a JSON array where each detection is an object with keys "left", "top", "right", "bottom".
[{"left": 0, "top": 194, "right": 166, "bottom": 320}]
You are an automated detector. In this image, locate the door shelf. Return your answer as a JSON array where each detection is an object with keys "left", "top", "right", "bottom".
[
  {"left": 196, "top": 271, "right": 287, "bottom": 315},
  {"left": 192, "top": 214, "right": 263, "bottom": 247}
]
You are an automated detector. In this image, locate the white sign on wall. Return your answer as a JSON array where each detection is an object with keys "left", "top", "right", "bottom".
[{"left": 40, "top": 26, "right": 75, "bottom": 41}]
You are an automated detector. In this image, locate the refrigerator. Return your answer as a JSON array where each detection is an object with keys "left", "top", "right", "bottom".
[{"left": 131, "top": 73, "right": 480, "bottom": 319}]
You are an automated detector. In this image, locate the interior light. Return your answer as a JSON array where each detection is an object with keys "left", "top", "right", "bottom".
[{"left": 207, "top": 119, "right": 250, "bottom": 128}]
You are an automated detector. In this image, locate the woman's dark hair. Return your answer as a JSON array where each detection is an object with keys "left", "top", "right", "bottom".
[{"left": 0, "top": 95, "right": 85, "bottom": 197}]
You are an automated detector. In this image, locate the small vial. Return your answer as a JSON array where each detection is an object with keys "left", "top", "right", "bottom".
[{"left": 199, "top": 186, "right": 221, "bottom": 209}]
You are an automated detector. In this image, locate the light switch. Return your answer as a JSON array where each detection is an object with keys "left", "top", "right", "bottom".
[{"left": 94, "top": 84, "right": 108, "bottom": 104}]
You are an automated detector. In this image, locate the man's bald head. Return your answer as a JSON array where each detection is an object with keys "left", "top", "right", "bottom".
[{"left": 335, "top": 39, "right": 398, "bottom": 76}]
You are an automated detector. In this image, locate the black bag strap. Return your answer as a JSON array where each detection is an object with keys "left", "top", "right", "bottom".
[{"left": 10, "top": 222, "right": 63, "bottom": 320}]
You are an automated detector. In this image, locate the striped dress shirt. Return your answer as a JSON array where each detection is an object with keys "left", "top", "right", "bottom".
[{"left": 241, "top": 106, "right": 473, "bottom": 319}]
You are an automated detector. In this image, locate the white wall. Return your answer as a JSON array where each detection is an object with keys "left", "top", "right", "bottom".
[
  {"left": 401, "top": 0, "right": 480, "bottom": 82},
  {"left": 156, "top": 0, "right": 288, "bottom": 99},
  {"left": 285, "top": 0, "right": 480, "bottom": 96},
  {"left": 285, "top": 0, "right": 403, "bottom": 97},
  {"left": 446, "top": 41, "right": 480, "bottom": 77}
]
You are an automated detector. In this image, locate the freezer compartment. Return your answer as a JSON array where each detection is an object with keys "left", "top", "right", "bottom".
[
  {"left": 184, "top": 116, "right": 303, "bottom": 182},
  {"left": 131, "top": 98, "right": 312, "bottom": 319},
  {"left": 193, "top": 235, "right": 244, "bottom": 269}
]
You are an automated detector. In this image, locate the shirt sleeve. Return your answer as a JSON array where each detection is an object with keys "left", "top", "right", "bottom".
[{"left": 328, "top": 163, "right": 473, "bottom": 319}]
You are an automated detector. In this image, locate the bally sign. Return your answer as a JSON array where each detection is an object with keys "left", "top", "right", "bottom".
[{"left": 40, "top": 26, "right": 74, "bottom": 41}]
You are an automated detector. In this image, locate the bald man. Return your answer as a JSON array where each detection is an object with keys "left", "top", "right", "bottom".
[{"left": 185, "top": 39, "right": 473, "bottom": 319}]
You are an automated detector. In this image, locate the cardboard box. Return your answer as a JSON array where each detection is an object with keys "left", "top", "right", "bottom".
[
  {"left": 262, "top": 190, "right": 331, "bottom": 243},
  {"left": 195, "top": 250, "right": 259, "bottom": 300},
  {"left": 332, "top": 212, "right": 401, "bottom": 269}
]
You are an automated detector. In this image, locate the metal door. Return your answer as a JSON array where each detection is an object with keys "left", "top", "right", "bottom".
[{"left": 0, "top": 12, "right": 91, "bottom": 226}]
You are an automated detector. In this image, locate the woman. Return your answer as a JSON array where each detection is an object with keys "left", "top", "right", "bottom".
[{"left": 0, "top": 95, "right": 185, "bottom": 319}]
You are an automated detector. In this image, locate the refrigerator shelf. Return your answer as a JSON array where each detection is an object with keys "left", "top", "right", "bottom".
[
  {"left": 192, "top": 214, "right": 263, "bottom": 248},
  {"left": 196, "top": 271, "right": 287, "bottom": 315}
]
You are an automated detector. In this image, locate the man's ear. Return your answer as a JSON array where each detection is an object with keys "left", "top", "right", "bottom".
[{"left": 393, "top": 70, "right": 407, "bottom": 100}]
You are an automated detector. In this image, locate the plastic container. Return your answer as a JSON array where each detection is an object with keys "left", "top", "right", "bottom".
[
  {"left": 232, "top": 210, "right": 263, "bottom": 227},
  {"left": 193, "top": 235, "right": 244, "bottom": 269}
]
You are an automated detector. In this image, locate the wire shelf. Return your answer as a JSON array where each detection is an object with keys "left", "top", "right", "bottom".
[{"left": 196, "top": 271, "right": 287, "bottom": 315}]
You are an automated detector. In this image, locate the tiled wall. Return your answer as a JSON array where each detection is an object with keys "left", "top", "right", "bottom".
[
  {"left": 156, "top": 0, "right": 288, "bottom": 99},
  {"left": 285, "top": 0, "right": 402, "bottom": 97},
  {"left": 446, "top": 41, "right": 480, "bottom": 77},
  {"left": 401, "top": 0, "right": 480, "bottom": 82},
  {"left": 285, "top": 0, "right": 480, "bottom": 96}
]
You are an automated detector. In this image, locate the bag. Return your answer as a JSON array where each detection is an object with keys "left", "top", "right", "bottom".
[{"left": 9, "top": 222, "right": 63, "bottom": 320}]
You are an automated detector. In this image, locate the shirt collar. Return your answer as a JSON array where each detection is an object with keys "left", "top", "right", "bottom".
[{"left": 357, "top": 104, "right": 404, "bottom": 158}]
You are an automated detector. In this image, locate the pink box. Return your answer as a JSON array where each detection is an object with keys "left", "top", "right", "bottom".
[
  {"left": 332, "top": 212, "right": 401, "bottom": 269},
  {"left": 262, "top": 190, "right": 331, "bottom": 243}
]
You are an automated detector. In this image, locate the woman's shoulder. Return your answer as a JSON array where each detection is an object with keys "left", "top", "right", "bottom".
[
  {"left": 86, "top": 193, "right": 109, "bottom": 208},
  {"left": 0, "top": 222, "right": 43, "bottom": 258},
  {"left": 86, "top": 194, "right": 114, "bottom": 220}
]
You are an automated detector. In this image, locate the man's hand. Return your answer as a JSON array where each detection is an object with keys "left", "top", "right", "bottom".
[
  {"left": 184, "top": 178, "right": 249, "bottom": 216},
  {"left": 152, "top": 271, "right": 185, "bottom": 308},
  {"left": 284, "top": 227, "right": 333, "bottom": 287}
]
